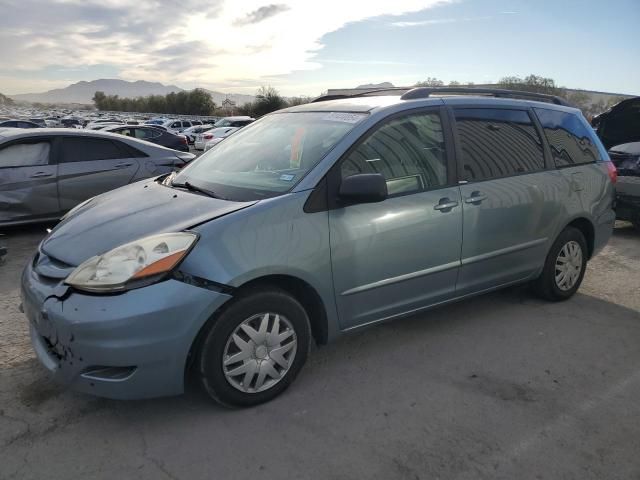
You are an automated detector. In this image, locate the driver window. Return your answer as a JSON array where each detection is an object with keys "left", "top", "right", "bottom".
[{"left": 341, "top": 112, "right": 448, "bottom": 196}]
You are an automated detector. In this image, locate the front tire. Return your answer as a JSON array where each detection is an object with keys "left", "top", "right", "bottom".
[
  {"left": 533, "top": 227, "right": 588, "bottom": 301},
  {"left": 198, "top": 288, "right": 311, "bottom": 407}
]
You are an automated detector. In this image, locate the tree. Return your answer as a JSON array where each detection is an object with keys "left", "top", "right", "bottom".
[
  {"left": 448, "top": 80, "right": 461, "bottom": 86},
  {"left": 497, "top": 74, "right": 561, "bottom": 95},
  {"left": 252, "top": 86, "right": 287, "bottom": 117},
  {"left": 92, "top": 89, "right": 216, "bottom": 115},
  {"left": 415, "top": 77, "right": 444, "bottom": 87},
  {"left": 287, "top": 96, "right": 312, "bottom": 107},
  {"left": 0, "top": 93, "right": 15, "bottom": 106}
]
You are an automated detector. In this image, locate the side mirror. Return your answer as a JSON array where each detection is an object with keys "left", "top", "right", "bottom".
[{"left": 339, "top": 173, "right": 388, "bottom": 204}]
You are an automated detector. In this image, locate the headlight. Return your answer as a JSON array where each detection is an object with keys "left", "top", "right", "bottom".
[{"left": 65, "top": 232, "right": 198, "bottom": 292}]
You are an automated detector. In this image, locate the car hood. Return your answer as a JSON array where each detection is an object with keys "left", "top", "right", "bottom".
[{"left": 41, "top": 177, "right": 256, "bottom": 266}]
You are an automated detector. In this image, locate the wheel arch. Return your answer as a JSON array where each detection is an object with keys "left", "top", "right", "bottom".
[
  {"left": 184, "top": 273, "right": 330, "bottom": 381},
  {"left": 565, "top": 217, "right": 595, "bottom": 258}
]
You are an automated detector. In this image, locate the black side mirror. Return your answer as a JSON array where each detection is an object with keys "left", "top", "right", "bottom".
[{"left": 339, "top": 173, "right": 388, "bottom": 204}]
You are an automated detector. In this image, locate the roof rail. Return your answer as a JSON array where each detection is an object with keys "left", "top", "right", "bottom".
[
  {"left": 400, "top": 87, "right": 572, "bottom": 106},
  {"left": 311, "top": 87, "right": 410, "bottom": 103}
]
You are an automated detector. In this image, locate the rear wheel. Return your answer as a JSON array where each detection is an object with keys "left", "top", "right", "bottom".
[
  {"left": 533, "top": 227, "right": 588, "bottom": 301},
  {"left": 198, "top": 288, "right": 311, "bottom": 407}
]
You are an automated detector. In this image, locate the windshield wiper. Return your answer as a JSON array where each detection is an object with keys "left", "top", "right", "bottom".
[{"left": 171, "top": 181, "right": 225, "bottom": 200}]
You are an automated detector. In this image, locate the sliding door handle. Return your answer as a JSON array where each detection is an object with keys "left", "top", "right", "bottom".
[
  {"left": 464, "top": 193, "right": 487, "bottom": 204},
  {"left": 30, "top": 172, "right": 53, "bottom": 178}
]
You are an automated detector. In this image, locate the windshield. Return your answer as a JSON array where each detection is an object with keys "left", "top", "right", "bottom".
[{"left": 173, "top": 111, "right": 367, "bottom": 201}]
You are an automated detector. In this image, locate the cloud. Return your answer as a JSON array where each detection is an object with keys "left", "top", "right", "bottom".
[
  {"left": 234, "top": 4, "right": 291, "bottom": 26},
  {"left": 0, "top": 0, "right": 451, "bottom": 94},
  {"left": 391, "top": 11, "right": 518, "bottom": 27}
]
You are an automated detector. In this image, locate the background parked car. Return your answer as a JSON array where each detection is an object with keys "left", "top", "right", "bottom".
[
  {"left": 213, "top": 116, "right": 255, "bottom": 128},
  {"left": 203, "top": 127, "right": 239, "bottom": 151},
  {"left": 194, "top": 121, "right": 252, "bottom": 150},
  {"left": 60, "top": 118, "right": 83, "bottom": 128},
  {"left": 182, "top": 124, "right": 214, "bottom": 144},
  {"left": 0, "top": 128, "right": 195, "bottom": 227},
  {"left": 103, "top": 124, "right": 191, "bottom": 152},
  {"left": 0, "top": 119, "right": 41, "bottom": 128},
  {"left": 28, "top": 118, "right": 47, "bottom": 127},
  {"left": 593, "top": 97, "right": 640, "bottom": 228},
  {"left": 160, "top": 119, "right": 194, "bottom": 133}
]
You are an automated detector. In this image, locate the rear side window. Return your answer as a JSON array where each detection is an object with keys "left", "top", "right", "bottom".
[
  {"left": 534, "top": 108, "right": 601, "bottom": 167},
  {"left": 341, "top": 111, "right": 448, "bottom": 195},
  {"left": 134, "top": 128, "right": 161, "bottom": 140},
  {"left": 0, "top": 141, "right": 50, "bottom": 167},
  {"left": 454, "top": 108, "right": 545, "bottom": 182},
  {"left": 60, "top": 137, "right": 129, "bottom": 162}
]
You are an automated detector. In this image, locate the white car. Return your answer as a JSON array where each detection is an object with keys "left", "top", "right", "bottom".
[
  {"left": 160, "top": 119, "right": 196, "bottom": 134},
  {"left": 182, "top": 124, "right": 214, "bottom": 144},
  {"left": 195, "top": 127, "right": 239, "bottom": 151}
]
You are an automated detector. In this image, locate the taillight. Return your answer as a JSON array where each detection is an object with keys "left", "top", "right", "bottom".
[
  {"left": 605, "top": 161, "right": 617, "bottom": 184},
  {"left": 180, "top": 136, "right": 187, "bottom": 144},
  {"left": 203, "top": 133, "right": 213, "bottom": 139}
]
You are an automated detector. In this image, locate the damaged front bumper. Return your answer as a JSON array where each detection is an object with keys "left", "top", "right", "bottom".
[{"left": 20, "top": 255, "right": 232, "bottom": 400}]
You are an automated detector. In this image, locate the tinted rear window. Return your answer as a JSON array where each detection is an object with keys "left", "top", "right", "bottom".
[
  {"left": 60, "top": 137, "right": 129, "bottom": 162},
  {"left": 534, "top": 108, "right": 601, "bottom": 167},
  {"left": 454, "top": 108, "right": 545, "bottom": 182}
]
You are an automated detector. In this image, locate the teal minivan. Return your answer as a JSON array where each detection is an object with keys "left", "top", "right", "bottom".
[{"left": 21, "top": 88, "right": 616, "bottom": 407}]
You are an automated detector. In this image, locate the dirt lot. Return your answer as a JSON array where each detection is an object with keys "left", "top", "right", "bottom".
[{"left": 1, "top": 223, "right": 639, "bottom": 480}]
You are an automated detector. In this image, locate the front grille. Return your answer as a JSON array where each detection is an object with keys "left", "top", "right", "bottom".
[{"left": 81, "top": 366, "right": 137, "bottom": 381}]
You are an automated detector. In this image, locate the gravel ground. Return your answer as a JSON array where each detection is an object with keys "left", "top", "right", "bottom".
[{"left": 0, "top": 222, "right": 639, "bottom": 480}]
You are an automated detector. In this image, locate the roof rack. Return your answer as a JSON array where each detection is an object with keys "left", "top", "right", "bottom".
[
  {"left": 311, "top": 87, "right": 572, "bottom": 106},
  {"left": 400, "top": 87, "right": 571, "bottom": 106},
  {"left": 311, "top": 87, "right": 411, "bottom": 103}
]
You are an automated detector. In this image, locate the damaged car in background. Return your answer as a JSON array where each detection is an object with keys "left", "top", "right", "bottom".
[
  {"left": 0, "top": 128, "right": 195, "bottom": 227},
  {"left": 593, "top": 96, "right": 640, "bottom": 228}
]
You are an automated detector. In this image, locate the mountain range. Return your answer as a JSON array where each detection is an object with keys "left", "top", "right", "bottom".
[{"left": 9, "top": 79, "right": 255, "bottom": 106}]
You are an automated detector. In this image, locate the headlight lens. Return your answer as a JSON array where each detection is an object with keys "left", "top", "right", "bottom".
[{"left": 65, "top": 232, "right": 197, "bottom": 292}]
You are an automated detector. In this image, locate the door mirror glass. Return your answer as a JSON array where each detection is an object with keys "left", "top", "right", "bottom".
[{"left": 339, "top": 173, "right": 387, "bottom": 204}]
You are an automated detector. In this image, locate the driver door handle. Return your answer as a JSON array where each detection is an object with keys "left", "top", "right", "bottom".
[{"left": 114, "top": 162, "right": 133, "bottom": 168}]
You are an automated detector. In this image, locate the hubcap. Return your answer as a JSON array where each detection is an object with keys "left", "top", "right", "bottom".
[
  {"left": 222, "top": 313, "right": 297, "bottom": 393},
  {"left": 555, "top": 240, "right": 583, "bottom": 291}
]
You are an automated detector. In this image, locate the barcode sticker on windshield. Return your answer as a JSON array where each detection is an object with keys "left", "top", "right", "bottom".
[{"left": 323, "top": 112, "right": 366, "bottom": 124}]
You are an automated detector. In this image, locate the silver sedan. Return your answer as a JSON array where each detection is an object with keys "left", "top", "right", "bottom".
[{"left": 0, "top": 128, "right": 195, "bottom": 227}]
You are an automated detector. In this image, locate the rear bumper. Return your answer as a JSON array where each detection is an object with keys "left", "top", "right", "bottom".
[
  {"left": 21, "top": 259, "right": 231, "bottom": 399},
  {"left": 615, "top": 176, "right": 640, "bottom": 223}
]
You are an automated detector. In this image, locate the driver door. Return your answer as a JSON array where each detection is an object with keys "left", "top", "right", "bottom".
[{"left": 328, "top": 108, "right": 463, "bottom": 329}]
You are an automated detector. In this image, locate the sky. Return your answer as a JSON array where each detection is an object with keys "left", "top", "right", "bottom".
[{"left": 0, "top": 0, "right": 638, "bottom": 96}]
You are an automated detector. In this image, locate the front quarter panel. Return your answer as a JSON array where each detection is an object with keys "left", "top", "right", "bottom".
[{"left": 179, "top": 192, "right": 341, "bottom": 341}]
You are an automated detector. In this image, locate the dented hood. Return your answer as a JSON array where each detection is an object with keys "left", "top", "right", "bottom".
[{"left": 41, "top": 177, "right": 256, "bottom": 266}]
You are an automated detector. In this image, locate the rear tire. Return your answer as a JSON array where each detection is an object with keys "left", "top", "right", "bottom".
[
  {"left": 533, "top": 227, "right": 588, "bottom": 301},
  {"left": 198, "top": 288, "right": 311, "bottom": 408}
]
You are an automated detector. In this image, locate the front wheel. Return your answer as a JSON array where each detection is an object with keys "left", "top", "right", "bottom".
[
  {"left": 198, "top": 288, "right": 311, "bottom": 407},
  {"left": 533, "top": 227, "right": 588, "bottom": 301}
]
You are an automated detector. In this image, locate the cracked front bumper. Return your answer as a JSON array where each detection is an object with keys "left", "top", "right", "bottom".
[{"left": 21, "top": 258, "right": 232, "bottom": 400}]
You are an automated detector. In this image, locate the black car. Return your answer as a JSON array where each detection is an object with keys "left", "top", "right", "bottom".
[
  {"left": 593, "top": 97, "right": 640, "bottom": 229},
  {"left": 0, "top": 119, "right": 41, "bottom": 128},
  {"left": 103, "top": 125, "right": 190, "bottom": 152}
]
